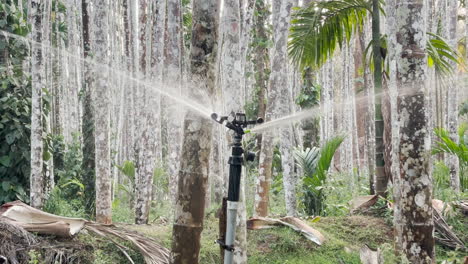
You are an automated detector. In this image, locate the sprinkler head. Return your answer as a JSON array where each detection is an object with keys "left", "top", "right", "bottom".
[{"left": 211, "top": 113, "right": 218, "bottom": 120}]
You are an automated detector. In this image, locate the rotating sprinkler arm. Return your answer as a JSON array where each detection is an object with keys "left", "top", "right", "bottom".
[{"left": 211, "top": 112, "right": 264, "bottom": 135}]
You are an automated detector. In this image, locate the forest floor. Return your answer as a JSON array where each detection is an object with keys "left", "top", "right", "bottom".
[{"left": 77, "top": 215, "right": 397, "bottom": 264}]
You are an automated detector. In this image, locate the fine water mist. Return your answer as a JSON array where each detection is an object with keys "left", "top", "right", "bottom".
[
  {"left": 251, "top": 78, "right": 468, "bottom": 133},
  {"left": 0, "top": 30, "right": 214, "bottom": 119}
]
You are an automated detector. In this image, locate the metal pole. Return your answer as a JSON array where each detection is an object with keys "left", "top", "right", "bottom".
[{"left": 223, "top": 134, "right": 243, "bottom": 264}]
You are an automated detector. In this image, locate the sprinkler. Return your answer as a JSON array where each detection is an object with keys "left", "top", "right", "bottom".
[{"left": 211, "top": 112, "right": 263, "bottom": 264}]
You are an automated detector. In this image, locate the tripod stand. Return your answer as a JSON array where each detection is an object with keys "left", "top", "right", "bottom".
[{"left": 211, "top": 112, "right": 263, "bottom": 264}]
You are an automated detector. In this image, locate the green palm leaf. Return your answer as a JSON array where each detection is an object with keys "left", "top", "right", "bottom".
[
  {"left": 289, "top": 0, "right": 372, "bottom": 70},
  {"left": 427, "top": 32, "right": 462, "bottom": 76},
  {"left": 294, "top": 147, "right": 320, "bottom": 178}
]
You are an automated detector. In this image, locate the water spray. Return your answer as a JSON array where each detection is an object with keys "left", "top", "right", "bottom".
[{"left": 211, "top": 112, "right": 263, "bottom": 264}]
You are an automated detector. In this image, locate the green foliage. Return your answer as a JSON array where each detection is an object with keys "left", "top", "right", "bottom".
[
  {"left": 294, "top": 135, "right": 345, "bottom": 215},
  {"left": 43, "top": 135, "right": 87, "bottom": 218},
  {"left": 43, "top": 186, "right": 87, "bottom": 218},
  {"left": 289, "top": 0, "right": 460, "bottom": 77},
  {"left": 289, "top": 0, "right": 371, "bottom": 70},
  {"left": 182, "top": 0, "right": 192, "bottom": 50},
  {"left": 0, "top": 0, "right": 31, "bottom": 204},
  {"left": 295, "top": 75, "right": 320, "bottom": 108},
  {"left": 111, "top": 198, "right": 134, "bottom": 223},
  {"left": 432, "top": 123, "right": 468, "bottom": 191},
  {"left": 115, "top": 160, "right": 136, "bottom": 201},
  {"left": 432, "top": 161, "right": 459, "bottom": 201},
  {"left": 27, "top": 250, "right": 41, "bottom": 264},
  {"left": 50, "top": 0, "right": 68, "bottom": 47},
  {"left": 427, "top": 32, "right": 462, "bottom": 76}
]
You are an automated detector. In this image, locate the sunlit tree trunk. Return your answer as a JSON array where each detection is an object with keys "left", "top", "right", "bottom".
[
  {"left": 221, "top": 0, "right": 248, "bottom": 261},
  {"left": 271, "top": 0, "right": 296, "bottom": 216},
  {"left": 151, "top": 0, "right": 165, "bottom": 162},
  {"left": 170, "top": 0, "right": 218, "bottom": 262},
  {"left": 29, "top": 0, "right": 45, "bottom": 209},
  {"left": 165, "top": 0, "right": 184, "bottom": 204},
  {"left": 390, "top": 0, "right": 435, "bottom": 262},
  {"left": 92, "top": 0, "right": 112, "bottom": 224},
  {"left": 134, "top": 0, "right": 156, "bottom": 224}
]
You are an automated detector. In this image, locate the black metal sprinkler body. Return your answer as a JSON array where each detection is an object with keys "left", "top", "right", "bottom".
[{"left": 211, "top": 112, "right": 263, "bottom": 264}]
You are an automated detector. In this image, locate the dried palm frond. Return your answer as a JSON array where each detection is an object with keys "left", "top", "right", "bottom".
[
  {"left": 1, "top": 201, "right": 170, "bottom": 264},
  {"left": 85, "top": 223, "right": 170, "bottom": 264},
  {"left": 433, "top": 207, "right": 466, "bottom": 250}
]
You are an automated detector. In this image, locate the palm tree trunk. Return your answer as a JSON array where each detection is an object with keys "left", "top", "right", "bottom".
[
  {"left": 81, "top": 0, "right": 96, "bottom": 217},
  {"left": 165, "top": 0, "right": 184, "bottom": 205},
  {"left": 170, "top": 0, "right": 219, "bottom": 262},
  {"left": 445, "top": 0, "right": 460, "bottom": 192},
  {"left": 253, "top": 0, "right": 271, "bottom": 217},
  {"left": 220, "top": 0, "right": 248, "bottom": 261},
  {"left": 390, "top": 0, "right": 435, "bottom": 262},
  {"left": 29, "top": 0, "right": 45, "bottom": 209},
  {"left": 372, "top": 0, "right": 386, "bottom": 196},
  {"left": 92, "top": 0, "right": 112, "bottom": 224}
]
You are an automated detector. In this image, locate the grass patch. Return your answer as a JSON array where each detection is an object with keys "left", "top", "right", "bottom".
[{"left": 125, "top": 215, "right": 393, "bottom": 264}]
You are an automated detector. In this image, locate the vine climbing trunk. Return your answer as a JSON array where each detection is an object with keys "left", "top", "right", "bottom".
[
  {"left": 170, "top": 0, "right": 218, "bottom": 263},
  {"left": 29, "top": 0, "right": 45, "bottom": 209},
  {"left": 372, "top": 0, "right": 386, "bottom": 196},
  {"left": 390, "top": 0, "right": 435, "bottom": 262}
]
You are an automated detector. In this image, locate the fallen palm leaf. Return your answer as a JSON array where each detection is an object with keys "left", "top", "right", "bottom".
[
  {"left": 349, "top": 195, "right": 379, "bottom": 214},
  {"left": 0, "top": 200, "right": 85, "bottom": 237},
  {"left": 247, "top": 216, "right": 325, "bottom": 245},
  {"left": 0, "top": 201, "right": 170, "bottom": 264},
  {"left": 85, "top": 223, "right": 170, "bottom": 264}
]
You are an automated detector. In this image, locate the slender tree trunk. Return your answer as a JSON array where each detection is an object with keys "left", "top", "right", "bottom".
[
  {"left": 220, "top": 0, "right": 248, "bottom": 262},
  {"left": 165, "top": 0, "right": 184, "bottom": 204},
  {"left": 29, "top": 0, "right": 45, "bottom": 209},
  {"left": 353, "top": 32, "right": 367, "bottom": 169},
  {"left": 372, "top": 0, "right": 386, "bottom": 196},
  {"left": 135, "top": 0, "right": 156, "bottom": 224},
  {"left": 253, "top": 0, "right": 269, "bottom": 151},
  {"left": 445, "top": 0, "right": 460, "bottom": 192},
  {"left": 271, "top": 0, "right": 296, "bottom": 216},
  {"left": 390, "top": 0, "right": 435, "bottom": 262},
  {"left": 81, "top": 0, "right": 96, "bottom": 216},
  {"left": 254, "top": 132, "right": 273, "bottom": 217},
  {"left": 170, "top": 0, "right": 218, "bottom": 263},
  {"left": 92, "top": 0, "right": 112, "bottom": 224}
]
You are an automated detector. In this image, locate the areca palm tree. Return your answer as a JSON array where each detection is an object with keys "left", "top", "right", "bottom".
[{"left": 289, "top": 0, "right": 460, "bottom": 195}]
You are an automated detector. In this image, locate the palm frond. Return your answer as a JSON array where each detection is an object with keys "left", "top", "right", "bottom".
[
  {"left": 289, "top": 0, "right": 371, "bottom": 70},
  {"left": 294, "top": 147, "right": 320, "bottom": 177},
  {"left": 315, "top": 135, "right": 345, "bottom": 184},
  {"left": 432, "top": 125, "right": 468, "bottom": 163},
  {"left": 427, "top": 32, "right": 462, "bottom": 76}
]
